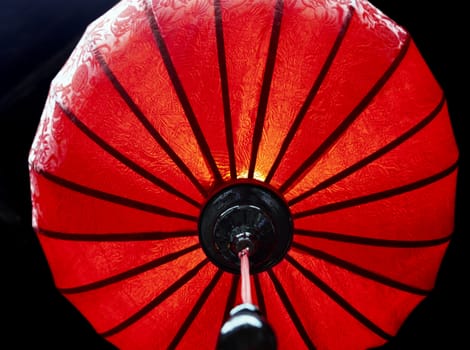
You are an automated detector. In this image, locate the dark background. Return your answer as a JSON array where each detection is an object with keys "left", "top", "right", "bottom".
[{"left": 2, "top": 1, "right": 467, "bottom": 349}]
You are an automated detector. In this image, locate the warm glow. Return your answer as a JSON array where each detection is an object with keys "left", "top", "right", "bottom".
[{"left": 237, "top": 169, "right": 266, "bottom": 182}]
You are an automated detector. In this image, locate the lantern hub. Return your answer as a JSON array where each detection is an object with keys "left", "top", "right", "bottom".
[{"left": 199, "top": 183, "right": 293, "bottom": 273}]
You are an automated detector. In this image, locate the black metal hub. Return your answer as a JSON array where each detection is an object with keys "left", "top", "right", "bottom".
[{"left": 198, "top": 183, "right": 293, "bottom": 274}]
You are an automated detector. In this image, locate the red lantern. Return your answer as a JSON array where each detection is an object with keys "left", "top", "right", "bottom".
[{"left": 28, "top": 0, "right": 459, "bottom": 349}]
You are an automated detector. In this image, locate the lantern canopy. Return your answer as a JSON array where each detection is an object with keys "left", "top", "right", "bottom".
[{"left": 28, "top": 0, "right": 459, "bottom": 349}]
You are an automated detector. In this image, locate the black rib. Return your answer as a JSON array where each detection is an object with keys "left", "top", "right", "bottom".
[
  {"left": 279, "top": 34, "right": 412, "bottom": 194},
  {"left": 34, "top": 168, "right": 197, "bottom": 222},
  {"left": 267, "top": 269, "right": 316, "bottom": 349},
  {"left": 295, "top": 228, "right": 453, "bottom": 248},
  {"left": 253, "top": 274, "right": 267, "bottom": 317},
  {"left": 286, "top": 254, "right": 393, "bottom": 340},
  {"left": 214, "top": 0, "right": 236, "bottom": 179},
  {"left": 293, "top": 160, "right": 458, "bottom": 219},
  {"left": 247, "top": 0, "right": 284, "bottom": 178},
  {"left": 101, "top": 258, "right": 209, "bottom": 338},
  {"left": 291, "top": 242, "right": 429, "bottom": 295},
  {"left": 93, "top": 50, "right": 208, "bottom": 197},
  {"left": 265, "top": 6, "right": 354, "bottom": 184},
  {"left": 144, "top": 6, "right": 223, "bottom": 183},
  {"left": 288, "top": 93, "right": 446, "bottom": 206},
  {"left": 221, "top": 274, "right": 240, "bottom": 326},
  {"left": 168, "top": 269, "right": 224, "bottom": 350},
  {"left": 57, "top": 102, "right": 201, "bottom": 208},
  {"left": 60, "top": 243, "right": 200, "bottom": 294},
  {"left": 37, "top": 227, "right": 197, "bottom": 242}
]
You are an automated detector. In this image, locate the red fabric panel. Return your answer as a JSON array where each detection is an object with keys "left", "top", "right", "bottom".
[
  {"left": 287, "top": 103, "right": 458, "bottom": 206},
  {"left": 285, "top": 43, "right": 458, "bottom": 202},
  {"left": 175, "top": 272, "right": 234, "bottom": 349},
  {"left": 30, "top": 172, "right": 197, "bottom": 233},
  {"left": 217, "top": 0, "right": 278, "bottom": 177},
  {"left": 66, "top": 249, "right": 208, "bottom": 334},
  {"left": 37, "top": 235, "right": 199, "bottom": 288},
  {"left": 294, "top": 172, "right": 457, "bottom": 242},
  {"left": 269, "top": 6, "right": 408, "bottom": 188},
  {"left": 256, "top": 3, "right": 352, "bottom": 180},
  {"left": 105, "top": 261, "right": 218, "bottom": 349},
  {"left": 258, "top": 269, "right": 312, "bottom": 350},
  {"left": 292, "top": 235, "right": 449, "bottom": 291},
  {"left": 268, "top": 254, "right": 424, "bottom": 350},
  {"left": 152, "top": 3, "right": 232, "bottom": 180}
]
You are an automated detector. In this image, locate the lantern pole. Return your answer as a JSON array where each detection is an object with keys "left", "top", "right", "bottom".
[
  {"left": 238, "top": 247, "right": 253, "bottom": 305},
  {"left": 216, "top": 238, "right": 277, "bottom": 350}
]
